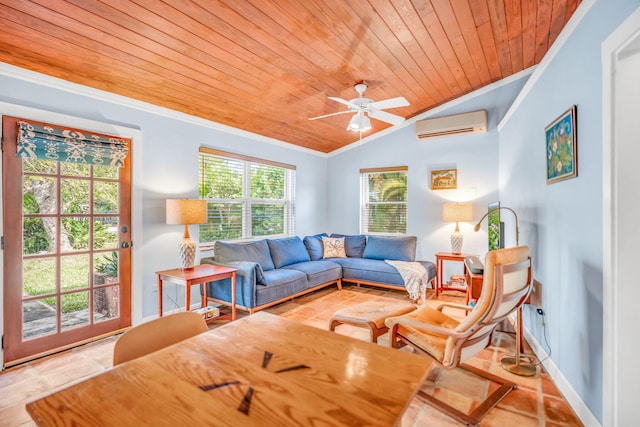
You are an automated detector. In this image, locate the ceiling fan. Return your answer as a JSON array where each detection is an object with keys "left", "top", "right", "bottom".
[{"left": 309, "top": 81, "right": 409, "bottom": 132}]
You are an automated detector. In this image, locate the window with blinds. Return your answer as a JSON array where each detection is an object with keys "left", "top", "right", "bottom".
[
  {"left": 198, "top": 148, "right": 296, "bottom": 243},
  {"left": 360, "top": 166, "right": 407, "bottom": 234}
]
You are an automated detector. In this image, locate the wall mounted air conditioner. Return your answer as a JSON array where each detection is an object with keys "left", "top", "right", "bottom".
[{"left": 415, "top": 110, "right": 487, "bottom": 140}]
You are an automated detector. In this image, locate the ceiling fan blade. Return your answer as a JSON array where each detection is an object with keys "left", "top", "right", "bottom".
[
  {"left": 368, "top": 109, "right": 406, "bottom": 126},
  {"left": 369, "top": 96, "right": 409, "bottom": 110},
  {"left": 308, "top": 110, "right": 352, "bottom": 121},
  {"left": 328, "top": 96, "right": 353, "bottom": 107}
]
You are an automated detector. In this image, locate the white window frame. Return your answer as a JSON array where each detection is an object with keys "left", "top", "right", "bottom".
[
  {"left": 360, "top": 166, "right": 408, "bottom": 235},
  {"left": 199, "top": 148, "right": 296, "bottom": 243}
]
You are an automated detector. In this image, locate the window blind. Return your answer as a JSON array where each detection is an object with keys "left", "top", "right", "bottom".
[{"left": 360, "top": 166, "right": 407, "bottom": 234}]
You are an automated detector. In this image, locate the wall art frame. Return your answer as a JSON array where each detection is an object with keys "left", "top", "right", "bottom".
[
  {"left": 546, "top": 105, "right": 578, "bottom": 184},
  {"left": 431, "top": 169, "right": 457, "bottom": 190}
]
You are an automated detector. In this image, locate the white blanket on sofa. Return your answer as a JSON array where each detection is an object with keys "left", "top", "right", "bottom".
[{"left": 385, "top": 260, "right": 429, "bottom": 305}]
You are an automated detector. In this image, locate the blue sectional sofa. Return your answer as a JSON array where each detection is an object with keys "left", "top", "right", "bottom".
[{"left": 201, "top": 234, "right": 436, "bottom": 314}]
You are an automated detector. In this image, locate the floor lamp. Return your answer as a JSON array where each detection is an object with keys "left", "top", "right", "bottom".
[{"left": 474, "top": 206, "right": 536, "bottom": 377}]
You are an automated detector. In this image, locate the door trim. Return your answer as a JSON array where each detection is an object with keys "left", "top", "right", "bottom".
[
  {"left": 0, "top": 101, "right": 143, "bottom": 369},
  {"left": 602, "top": 7, "right": 640, "bottom": 426}
]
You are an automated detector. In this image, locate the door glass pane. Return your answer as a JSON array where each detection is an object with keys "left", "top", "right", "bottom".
[
  {"left": 93, "top": 165, "right": 118, "bottom": 179},
  {"left": 94, "top": 218, "right": 119, "bottom": 249},
  {"left": 23, "top": 158, "right": 58, "bottom": 175},
  {"left": 23, "top": 298, "right": 58, "bottom": 340},
  {"left": 23, "top": 217, "right": 55, "bottom": 256},
  {"left": 60, "top": 162, "right": 90, "bottom": 177},
  {"left": 61, "top": 291, "right": 89, "bottom": 331},
  {"left": 94, "top": 286, "right": 120, "bottom": 321},
  {"left": 94, "top": 181, "right": 118, "bottom": 214},
  {"left": 61, "top": 178, "right": 89, "bottom": 214},
  {"left": 23, "top": 176, "right": 57, "bottom": 214},
  {"left": 61, "top": 254, "right": 89, "bottom": 291},
  {"left": 94, "top": 252, "right": 119, "bottom": 284},
  {"left": 61, "top": 216, "right": 90, "bottom": 252},
  {"left": 23, "top": 257, "right": 56, "bottom": 296}
]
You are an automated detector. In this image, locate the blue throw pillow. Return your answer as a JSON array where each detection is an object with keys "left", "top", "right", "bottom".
[
  {"left": 267, "top": 236, "right": 311, "bottom": 268},
  {"left": 214, "top": 240, "right": 275, "bottom": 271},
  {"left": 362, "top": 235, "right": 417, "bottom": 261},
  {"left": 330, "top": 234, "right": 367, "bottom": 258},
  {"left": 303, "top": 233, "right": 328, "bottom": 261}
]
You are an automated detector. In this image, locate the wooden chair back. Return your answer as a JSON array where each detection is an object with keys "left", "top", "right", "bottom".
[{"left": 113, "top": 311, "right": 208, "bottom": 365}]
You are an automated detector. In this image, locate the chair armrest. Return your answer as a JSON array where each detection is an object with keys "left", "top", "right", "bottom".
[
  {"left": 436, "top": 302, "right": 473, "bottom": 313},
  {"left": 385, "top": 317, "right": 468, "bottom": 339}
]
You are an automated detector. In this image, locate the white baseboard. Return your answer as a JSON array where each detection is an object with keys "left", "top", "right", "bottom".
[
  {"left": 522, "top": 326, "right": 601, "bottom": 427},
  {"left": 141, "top": 302, "right": 206, "bottom": 323}
]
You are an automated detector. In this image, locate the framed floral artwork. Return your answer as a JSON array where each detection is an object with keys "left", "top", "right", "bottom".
[
  {"left": 431, "top": 169, "right": 457, "bottom": 190},
  {"left": 546, "top": 105, "right": 577, "bottom": 184}
]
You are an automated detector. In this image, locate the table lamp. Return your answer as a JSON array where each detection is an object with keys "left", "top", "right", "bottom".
[
  {"left": 166, "top": 199, "right": 207, "bottom": 270},
  {"left": 442, "top": 203, "right": 473, "bottom": 254}
]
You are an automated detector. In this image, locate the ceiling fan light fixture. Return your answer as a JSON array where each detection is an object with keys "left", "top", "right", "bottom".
[{"left": 348, "top": 113, "right": 372, "bottom": 132}]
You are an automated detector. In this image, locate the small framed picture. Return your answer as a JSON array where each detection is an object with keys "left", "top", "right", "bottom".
[
  {"left": 431, "top": 169, "right": 457, "bottom": 190},
  {"left": 546, "top": 105, "right": 577, "bottom": 184}
]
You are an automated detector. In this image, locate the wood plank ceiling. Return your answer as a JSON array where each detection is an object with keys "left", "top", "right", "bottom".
[{"left": 0, "top": 0, "right": 581, "bottom": 153}]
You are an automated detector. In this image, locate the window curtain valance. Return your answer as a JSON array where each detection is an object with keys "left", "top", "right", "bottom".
[{"left": 17, "top": 121, "right": 128, "bottom": 167}]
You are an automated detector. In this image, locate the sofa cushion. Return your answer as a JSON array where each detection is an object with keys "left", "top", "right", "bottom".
[
  {"left": 214, "top": 240, "right": 275, "bottom": 271},
  {"left": 267, "top": 236, "right": 311, "bottom": 268},
  {"left": 330, "top": 233, "right": 367, "bottom": 258},
  {"left": 322, "top": 236, "right": 346, "bottom": 258},
  {"left": 256, "top": 268, "right": 309, "bottom": 306},
  {"left": 303, "top": 233, "right": 328, "bottom": 261},
  {"left": 362, "top": 235, "right": 416, "bottom": 261},
  {"left": 331, "top": 257, "right": 405, "bottom": 286},
  {"left": 283, "top": 260, "right": 342, "bottom": 287}
]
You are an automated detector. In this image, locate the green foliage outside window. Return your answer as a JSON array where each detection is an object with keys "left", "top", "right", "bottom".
[{"left": 362, "top": 171, "right": 407, "bottom": 234}]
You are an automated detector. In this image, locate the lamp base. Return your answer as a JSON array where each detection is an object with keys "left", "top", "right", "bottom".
[
  {"left": 450, "top": 230, "right": 463, "bottom": 254},
  {"left": 500, "top": 356, "right": 537, "bottom": 376},
  {"left": 178, "top": 237, "right": 196, "bottom": 270}
]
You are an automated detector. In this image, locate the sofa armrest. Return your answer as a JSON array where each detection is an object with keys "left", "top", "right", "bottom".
[{"left": 200, "top": 258, "right": 258, "bottom": 308}]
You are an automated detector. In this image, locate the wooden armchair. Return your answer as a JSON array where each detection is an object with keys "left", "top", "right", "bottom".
[{"left": 385, "top": 246, "right": 533, "bottom": 426}]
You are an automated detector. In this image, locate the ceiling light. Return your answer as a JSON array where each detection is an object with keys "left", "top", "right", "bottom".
[{"left": 347, "top": 113, "right": 372, "bottom": 132}]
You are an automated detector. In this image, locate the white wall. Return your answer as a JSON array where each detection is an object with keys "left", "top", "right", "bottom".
[
  {"left": 498, "top": 0, "right": 640, "bottom": 423},
  {"left": 0, "top": 67, "right": 328, "bottom": 319},
  {"left": 326, "top": 77, "right": 528, "bottom": 262}
]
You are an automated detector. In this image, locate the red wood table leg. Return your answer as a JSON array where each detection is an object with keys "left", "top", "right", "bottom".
[{"left": 158, "top": 276, "right": 163, "bottom": 317}]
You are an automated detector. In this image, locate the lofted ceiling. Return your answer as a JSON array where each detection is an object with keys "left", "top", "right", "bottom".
[{"left": 0, "top": 0, "right": 581, "bottom": 153}]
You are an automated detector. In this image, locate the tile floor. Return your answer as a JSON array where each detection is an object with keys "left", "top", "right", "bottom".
[{"left": 0, "top": 284, "right": 583, "bottom": 426}]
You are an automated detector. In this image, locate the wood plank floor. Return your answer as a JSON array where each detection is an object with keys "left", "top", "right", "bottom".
[{"left": 0, "top": 284, "right": 583, "bottom": 426}]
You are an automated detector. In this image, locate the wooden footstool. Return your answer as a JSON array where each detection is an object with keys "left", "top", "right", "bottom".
[{"left": 329, "top": 301, "right": 417, "bottom": 343}]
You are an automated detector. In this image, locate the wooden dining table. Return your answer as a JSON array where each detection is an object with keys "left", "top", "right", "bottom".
[{"left": 26, "top": 311, "right": 433, "bottom": 426}]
